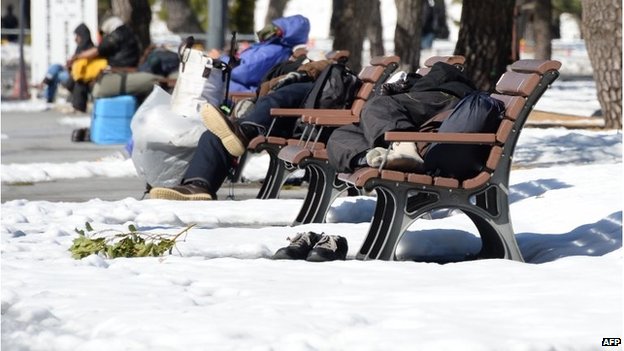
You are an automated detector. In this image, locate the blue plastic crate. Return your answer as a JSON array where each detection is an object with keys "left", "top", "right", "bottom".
[{"left": 91, "top": 95, "right": 137, "bottom": 144}]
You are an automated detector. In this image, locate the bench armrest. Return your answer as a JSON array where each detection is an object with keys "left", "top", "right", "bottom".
[
  {"left": 270, "top": 108, "right": 353, "bottom": 117},
  {"left": 229, "top": 92, "right": 256, "bottom": 103},
  {"left": 384, "top": 131, "right": 497, "bottom": 144},
  {"left": 309, "top": 115, "right": 360, "bottom": 126}
]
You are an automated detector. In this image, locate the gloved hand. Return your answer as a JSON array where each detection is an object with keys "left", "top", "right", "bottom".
[
  {"left": 380, "top": 72, "right": 422, "bottom": 95},
  {"left": 270, "top": 71, "right": 309, "bottom": 92}
]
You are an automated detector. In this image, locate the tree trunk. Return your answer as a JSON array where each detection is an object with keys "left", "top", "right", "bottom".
[
  {"left": 394, "top": 0, "right": 422, "bottom": 72},
  {"left": 367, "top": 0, "right": 385, "bottom": 57},
  {"left": 162, "top": 0, "right": 204, "bottom": 34},
  {"left": 533, "top": 0, "right": 552, "bottom": 60},
  {"left": 230, "top": 0, "right": 255, "bottom": 34},
  {"left": 332, "top": 0, "right": 373, "bottom": 73},
  {"left": 581, "top": 0, "right": 622, "bottom": 129},
  {"left": 454, "top": 0, "right": 515, "bottom": 91},
  {"left": 265, "top": 0, "right": 289, "bottom": 25},
  {"left": 330, "top": 0, "right": 343, "bottom": 37},
  {"left": 112, "top": 0, "right": 151, "bottom": 53}
]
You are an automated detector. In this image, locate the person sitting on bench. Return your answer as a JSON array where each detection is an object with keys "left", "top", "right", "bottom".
[
  {"left": 148, "top": 59, "right": 336, "bottom": 201},
  {"left": 326, "top": 61, "right": 477, "bottom": 174}
]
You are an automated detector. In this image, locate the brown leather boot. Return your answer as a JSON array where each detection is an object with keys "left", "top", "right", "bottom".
[
  {"left": 201, "top": 103, "right": 250, "bottom": 157},
  {"left": 149, "top": 183, "right": 213, "bottom": 201}
]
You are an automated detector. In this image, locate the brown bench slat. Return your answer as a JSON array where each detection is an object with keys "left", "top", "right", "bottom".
[
  {"left": 229, "top": 92, "right": 256, "bottom": 103},
  {"left": 491, "top": 94, "right": 526, "bottom": 121},
  {"left": 271, "top": 108, "right": 355, "bottom": 117},
  {"left": 510, "top": 59, "right": 562, "bottom": 74},
  {"left": 381, "top": 170, "right": 406, "bottom": 182},
  {"left": 485, "top": 146, "right": 504, "bottom": 171},
  {"left": 495, "top": 72, "right": 540, "bottom": 97},
  {"left": 310, "top": 115, "right": 360, "bottom": 126},
  {"left": 406, "top": 173, "right": 433, "bottom": 185},
  {"left": 358, "top": 65, "right": 385, "bottom": 83},
  {"left": 356, "top": 83, "right": 375, "bottom": 99},
  {"left": 278, "top": 145, "right": 312, "bottom": 164},
  {"left": 342, "top": 167, "right": 380, "bottom": 187},
  {"left": 248, "top": 136, "right": 268, "bottom": 149},
  {"left": 423, "top": 55, "right": 466, "bottom": 67},
  {"left": 433, "top": 177, "right": 460, "bottom": 188},
  {"left": 462, "top": 172, "right": 492, "bottom": 189},
  {"left": 313, "top": 149, "right": 329, "bottom": 159},
  {"left": 495, "top": 119, "right": 515, "bottom": 144},
  {"left": 266, "top": 136, "right": 288, "bottom": 144},
  {"left": 384, "top": 131, "right": 497, "bottom": 144},
  {"left": 325, "top": 50, "right": 350, "bottom": 61}
]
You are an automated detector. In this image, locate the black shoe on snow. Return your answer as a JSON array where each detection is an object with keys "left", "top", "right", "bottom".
[
  {"left": 306, "top": 235, "right": 348, "bottom": 262},
  {"left": 272, "top": 232, "right": 323, "bottom": 260}
]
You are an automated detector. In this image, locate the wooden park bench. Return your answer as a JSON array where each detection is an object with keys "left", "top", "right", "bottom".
[
  {"left": 246, "top": 55, "right": 401, "bottom": 200},
  {"left": 338, "top": 59, "right": 561, "bottom": 262},
  {"left": 275, "top": 56, "right": 466, "bottom": 225}
]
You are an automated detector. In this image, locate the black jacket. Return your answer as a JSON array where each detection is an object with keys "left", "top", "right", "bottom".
[
  {"left": 408, "top": 61, "right": 476, "bottom": 98},
  {"left": 98, "top": 25, "right": 141, "bottom": 68}
]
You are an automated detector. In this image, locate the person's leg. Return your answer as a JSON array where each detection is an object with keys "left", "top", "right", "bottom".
[
  {"left": 238, "top": 81, "right": 315, "bottom": 136},
  {"left": 202, "top": 81, "right": 315, "bottom": 157},
  {"left": 149, "top": 130, "right": 233, "bottom": 200},
  {"left": 71, "top": 82, "right": 90, "bottom": 112},
  {"left": 359, "top": 91, "right": 457, "bottom": 147},
  {"left": 43, "top": 64, "right": 64, "bottom": 103},
  {"left": 182, "top": 131, "right": 233, "bottom": 192},
  {"left": 326, "top": 123, "right": 371, "bottom": 173}
]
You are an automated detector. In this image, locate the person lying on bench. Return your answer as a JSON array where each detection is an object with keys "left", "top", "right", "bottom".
[
  {"left": 326, "top": 61, "right": 476, "bottom": 174},
  {"left": 148, "top": 59, "right": 336, "bottom": 200}
]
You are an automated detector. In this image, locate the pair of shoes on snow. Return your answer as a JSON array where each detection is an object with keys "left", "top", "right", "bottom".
[{"left": 272, "top": 231, "right": 348, "bottom": 262}]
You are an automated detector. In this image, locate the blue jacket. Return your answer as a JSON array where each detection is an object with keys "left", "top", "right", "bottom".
[{"left": 228, "top": 15, "right": 310, "bottom": 93}]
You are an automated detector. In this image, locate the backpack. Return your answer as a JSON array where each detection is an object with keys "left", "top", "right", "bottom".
[
  {"left": 261, "top": 54, "right": 310, "bottom": 84},
  {"left": 139, "top": 48, "right": 180, "bottom": 77},
  {"left": 423, "top": 91, "right": 505, "bottom": 180},
  {"left": 302, "top": 62, "right": 362, "bottom": 109}
]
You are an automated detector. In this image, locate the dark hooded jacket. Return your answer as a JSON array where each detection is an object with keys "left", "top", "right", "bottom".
[
  {"left": 407, "top": 61, "right": 476, "bottom": 97},
  {"left": 97, "top": 24, "right": 141, "bottom": 68},
  {"left": 228, "top": 15, "right": 310, "bottom": 92}
]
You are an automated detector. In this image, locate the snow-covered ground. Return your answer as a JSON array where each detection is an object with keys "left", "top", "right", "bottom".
[{"left": 1, "top": 142, "right": 622, "bottom": 350}]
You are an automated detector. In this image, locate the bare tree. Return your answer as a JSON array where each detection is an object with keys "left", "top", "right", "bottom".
[
  {"left": 533, "top": 0, "right": 552, "bottom": 59},
  {"left": 332, "top": 0, "right": 373, "bottom": 73},
  {"left": 394, "top": 0, "right": 422, "bottom": 72},
  {"left": 367, "top": 0, "right": 385, "bottom": 57},
  {"left": 581, "top": 0, "right": 622, "bottom": 129},
  {"left": 265, "top": 0, "right": 290, "bottom": 25},
  {"left": 162, "top": 0, "right": 204, "bottom": 34},
  {"left": 112, "top": 0, "right": 151, "bottom": 52},
  {"left": 454, "top": 0, "right": 515, "bottom": 91}
]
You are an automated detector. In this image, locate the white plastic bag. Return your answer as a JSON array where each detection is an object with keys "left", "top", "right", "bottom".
[
  {"left": 131, "top": 85, "right": 207, "bottom": 187},
  {"left": 170, "top": 46, "right": 224, "bottom": 117}
]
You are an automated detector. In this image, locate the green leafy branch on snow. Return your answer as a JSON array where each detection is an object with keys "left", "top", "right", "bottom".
[{"left": 69, "top": 222, "right": 195, "bottom": 259}]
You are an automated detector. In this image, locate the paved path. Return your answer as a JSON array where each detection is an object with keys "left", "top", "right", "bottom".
[{"left": 1, "top": 108, "right": 306, "bottom": 202}]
